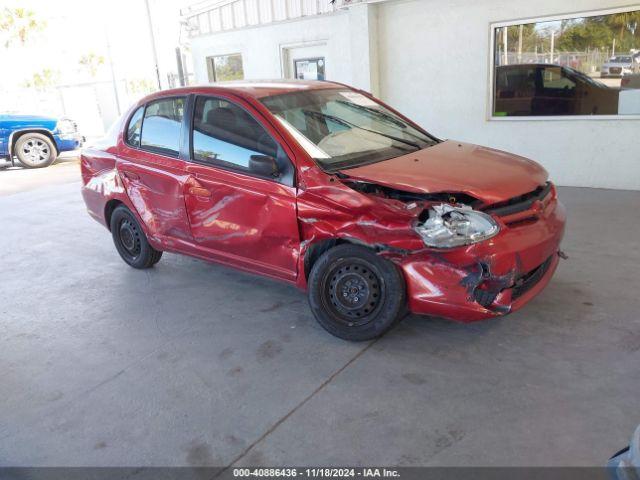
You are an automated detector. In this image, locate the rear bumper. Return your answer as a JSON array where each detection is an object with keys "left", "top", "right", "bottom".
[{"left": 398, "top": 194, "right": 566, "bottom": 322}]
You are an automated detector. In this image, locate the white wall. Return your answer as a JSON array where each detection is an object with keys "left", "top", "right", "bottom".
[
  {"left": 190, "top": 11, "right": 353, "bottom": 84},
  {"left": 377, "top": 0, "right": 640, "bottom": 190}
]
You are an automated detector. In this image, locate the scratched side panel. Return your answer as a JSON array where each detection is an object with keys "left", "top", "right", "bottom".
[
  {"left": 80, "top": 147, "right": 129, "bottom": 228},
  {"left": 117, "top": 145, "right": 193, "bottom": 246},
  {"left": 184, "top": 163, "right": 300, "bottom": 281},
  {"left": 293, "top": 166, "right": 427, "bottom": 289}
]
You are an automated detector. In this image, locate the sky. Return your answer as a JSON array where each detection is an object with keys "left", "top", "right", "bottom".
[{"left": 1, "top": 0, "right": 193, "bottom": 93}]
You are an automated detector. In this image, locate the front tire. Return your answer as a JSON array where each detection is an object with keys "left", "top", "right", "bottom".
[
  {"left": 15, "top": 133, "right": 57, "bottom": 168},
  {"left": 110, "top": 205, "right": 163, "bottom": 269},
  {"left": 307, "top": 244, "right": 406, "bottom": 341}
]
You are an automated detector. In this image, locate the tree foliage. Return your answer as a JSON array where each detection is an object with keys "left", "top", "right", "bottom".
[
  {"left": 22, "top": 68, "right": 60, "bottom": 91},
  {"left": 213, "top": 55, "right": 244, "bottom": 81},
  {"left": 79, "top": 53, "right": 105, "bottom": 77},
  {"left": 0, "top": 7, "right": 45, "bottom": 48},
  {"left": 501, "top": 11, "right": 640, "bottom": 54}
]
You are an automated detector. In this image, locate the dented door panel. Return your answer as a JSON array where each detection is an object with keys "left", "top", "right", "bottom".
[
  {"left": 184, "top": 162, "right": 299, "bottom": 281},
  {"left": 118, "top": 144, "right": 192, "bottom": 244}
]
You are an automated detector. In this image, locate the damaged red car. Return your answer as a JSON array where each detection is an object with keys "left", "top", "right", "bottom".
[{"left": 81, "top": 80, "right": 566, "bottom": 341}]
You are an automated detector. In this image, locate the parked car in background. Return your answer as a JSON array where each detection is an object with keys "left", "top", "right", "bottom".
[
  {"left": 601, "top": 55, "right": 636, "bottom": 77},
  {"left": 495, "top": 64, "right": 619, "bottom": 115},
  {"left": 621, "top": 72, "right": 640, "bottom": 89},
  {"left": 81, "top": 81, "right": 565, "bottom": 341},
  {"left": 618, "top": 71, "right": 640, "bottom": 115},
  {"left": 0, "top": 114, "right": 83, "bottom": 168}
]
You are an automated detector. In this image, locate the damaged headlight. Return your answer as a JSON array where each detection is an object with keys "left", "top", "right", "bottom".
[{"left": 414, "top": 204, "right": 499, "bottom": 248}]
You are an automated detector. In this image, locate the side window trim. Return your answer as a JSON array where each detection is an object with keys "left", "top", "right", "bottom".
[
  {"left": 124, "top": 105, "right": 144, "bottom": 148},
  {"left": 188, "top": 94, "right": 295, "bottom": 187},
  {"left": 179, "top": 94, "right": 195, "bottom": 161}
]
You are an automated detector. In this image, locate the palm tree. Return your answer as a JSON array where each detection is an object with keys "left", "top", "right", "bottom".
[{"left": 608, "top": 11, "right": 640, "bottom": 41}]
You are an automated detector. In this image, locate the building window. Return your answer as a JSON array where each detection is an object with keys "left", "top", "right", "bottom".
[
  {"left": 207, "top": 54, "right": 244, "bottom": 82},
  {"left": 492, "top": 8, "right": 640, "bottom": 117}
]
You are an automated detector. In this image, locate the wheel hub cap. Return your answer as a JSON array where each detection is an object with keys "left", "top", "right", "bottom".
[
  {"left": 119, "top": 220, "right": 140, "bottom": 255},
  {"left": 338, "top": 275, "right": 370, "bottom": 308},
  {"left": 325, "top": 261, "right": 382, "bottom": 325},
  {"left": 22, "top": 139, "right": 49, "bottom": 163}
]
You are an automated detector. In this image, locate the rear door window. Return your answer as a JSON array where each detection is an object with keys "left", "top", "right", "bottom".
[{"left": 140, "top": 97, "right": 185, "bottom": 157}]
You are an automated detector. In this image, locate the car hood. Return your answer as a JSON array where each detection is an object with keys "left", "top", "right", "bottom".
[
  {"left": 0, "top": 114, "right": 57, "bottom": 129},
  {"left": 339, "top": 140, "right": 548, "bottom": 205},
  {"left": 0, "top": 114, "right": 57, "bottom": 122}
]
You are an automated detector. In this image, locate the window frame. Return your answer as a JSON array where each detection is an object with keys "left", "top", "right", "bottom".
[
  {"left": 206, "top": 53, "right": 244, "bottom": 82},
  {"left": 123, "top": 95, "right": 188, "bottom": 159},
  {"left": 488, "top": 5, "right": 640, "bottom": 121},
  {"left": 123, "top": 105, "right": 145, "bottom": 149},
  {"left": 188, "top": 94, "right": 295, "bottom": 186}
]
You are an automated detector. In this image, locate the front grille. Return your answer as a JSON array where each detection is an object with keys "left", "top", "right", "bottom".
[
  {"left": 511, "top": 255, "right": 554, "bottom": 300},
  {"left": 484, "top": 182, "right": 552, "bottom": 218},
  {"left": 610, "top": 67, "right": 622, "bottom": 74}
]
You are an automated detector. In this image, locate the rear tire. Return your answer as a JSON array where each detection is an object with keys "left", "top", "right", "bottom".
[
  {"left": 110, "top": 205, "right": 163, "bottom": 269},
  {"left": 15, "top": 133, "right": 56, "bottom": 168},
  {"left": 307, "top": 244, "right": 406, "bottom": 341}
]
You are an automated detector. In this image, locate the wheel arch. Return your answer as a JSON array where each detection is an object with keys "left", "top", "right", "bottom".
[
  {"left": 304, "top": 238, "right": 380, "bottom": 280},
  {"left": 104, "top": 199, "right": 125, "bottom": 231},
  {"left": 9, "top": 129, "right": 59, "bottom": 157}
]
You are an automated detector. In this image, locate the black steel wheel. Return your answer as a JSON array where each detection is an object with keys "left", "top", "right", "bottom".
[
  {"left": 110, "top": 205, "right": 162, "bottom": 269},
  {"left": 323, "top": 258, "right": 384, "bottom": 326},
  {"left": 308, "top": 244, "right": 406, "bottom": 341}
]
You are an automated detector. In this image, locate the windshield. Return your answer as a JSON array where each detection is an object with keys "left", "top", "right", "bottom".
[{"left": 260, "top": 88, "right": 438, "bottom": 170}]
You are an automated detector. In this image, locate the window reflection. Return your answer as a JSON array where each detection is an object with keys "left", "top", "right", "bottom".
[
  {"left": 493, "top": 10, "right": 640, "bottom": 116},
  {"left": 192, "top": 97, "right": 278, "bottom": 172},
  {"left": 140, "top": 98, "right": 185, "bottom": 156}
]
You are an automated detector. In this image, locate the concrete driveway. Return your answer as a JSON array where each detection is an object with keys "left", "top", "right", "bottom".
[
  {"left": 1, "top": 170, "right": 639, "bottom": 467},
  {"left": 0, "top": 152, "right": 80, "bottom": 196}
]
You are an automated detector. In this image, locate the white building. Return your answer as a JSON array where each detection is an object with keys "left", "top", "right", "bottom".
[{"left": 182, "top": 0, "right": 640, "bottom": 190}]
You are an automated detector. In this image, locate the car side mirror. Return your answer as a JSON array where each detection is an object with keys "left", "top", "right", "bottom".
[{"left": 249, "top": 155, "right": 280, "bottom": 178}]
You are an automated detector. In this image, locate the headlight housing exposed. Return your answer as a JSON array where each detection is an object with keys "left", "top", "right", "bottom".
[{"left": 415, "top": 204, "right": 499, "bottom": 248}]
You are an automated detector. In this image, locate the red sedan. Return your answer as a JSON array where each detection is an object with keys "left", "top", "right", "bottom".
[{"left": 81, "top": 80, "right": 566, "bottom": 341}]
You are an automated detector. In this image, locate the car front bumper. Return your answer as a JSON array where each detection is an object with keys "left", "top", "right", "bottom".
[
  {"left": 602, "top": 68, "right": 633, "bottom": 77},
  {"left": 397, "top": 192, "right": 566, "bottom": 322},
  {"left": 55, "top": 133, "right": 84, "bottom": 153}
]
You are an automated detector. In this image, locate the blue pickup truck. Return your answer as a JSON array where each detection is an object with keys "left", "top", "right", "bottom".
[{"left": 0, "top": 114, "right": 84, "bottom": 168}]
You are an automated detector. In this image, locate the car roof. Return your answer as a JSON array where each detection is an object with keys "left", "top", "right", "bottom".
[{"left": 144, "top": 79, "right": 344, "bottom": 102}]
